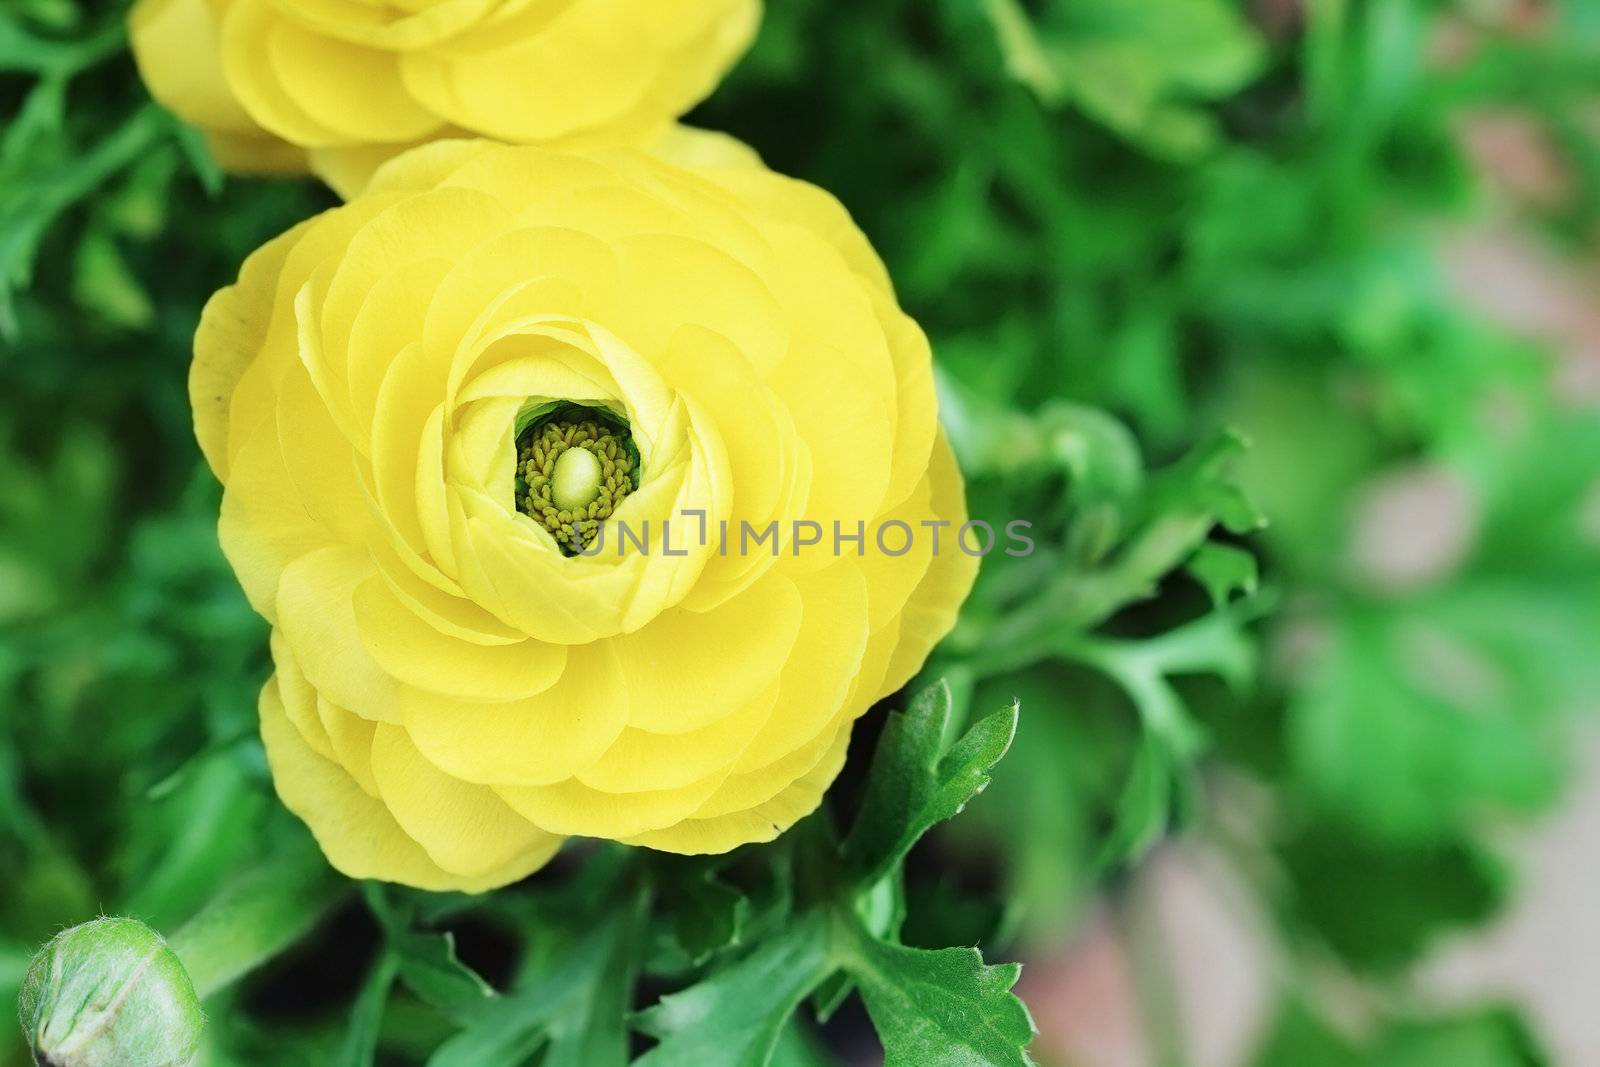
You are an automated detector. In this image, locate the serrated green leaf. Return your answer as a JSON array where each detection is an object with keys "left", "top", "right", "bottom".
[
  {"left": 842, "top": 681, "right": 1020, "bottom": 887},
  {"left": 634, "top": 912, "right": 836, "bottom": 1067},
  {"left": 841, "top": 919, "right": 1037, "bottom": 1067}
]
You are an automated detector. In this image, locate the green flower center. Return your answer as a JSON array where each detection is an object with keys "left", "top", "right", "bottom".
[{"left": 516, "top": 413, "right": 636, "bottom": 554}]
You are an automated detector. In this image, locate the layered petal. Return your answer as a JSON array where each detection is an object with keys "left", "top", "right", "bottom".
[
  {"left": 129, "top": 0, "right": 761, "bottom": 193},
  {"left": 197, "top": 141, "right": 977, "bottom": 891}
]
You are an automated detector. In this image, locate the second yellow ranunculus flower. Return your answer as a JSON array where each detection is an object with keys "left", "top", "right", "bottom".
[
  {"left": 129, "top": 0, "right": 760, "bottom": 194},
  {"left": 196, "top": 136, "right": 977, "bottom": 891}
]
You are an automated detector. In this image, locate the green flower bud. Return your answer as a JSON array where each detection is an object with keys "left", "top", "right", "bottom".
[{"left": 18, "top": 918, "right": 204, "bottom": 1067}]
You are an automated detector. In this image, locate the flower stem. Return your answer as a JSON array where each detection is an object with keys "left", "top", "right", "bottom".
[{"left": 167, "top": 842, "right": 347, "bottom": 999}]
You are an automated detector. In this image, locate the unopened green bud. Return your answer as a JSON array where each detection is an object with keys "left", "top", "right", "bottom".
[{"left": 18, "top": 917, "right": 203, "bottom": 1067}]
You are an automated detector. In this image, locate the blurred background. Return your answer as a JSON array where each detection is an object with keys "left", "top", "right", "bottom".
[{"left": 2, "top": 0, "right": 1599, "bottom": 1064}]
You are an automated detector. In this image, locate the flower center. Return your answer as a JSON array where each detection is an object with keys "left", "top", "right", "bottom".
[{"left": 516, "top": 412, "right": 635, "bottom": 554}]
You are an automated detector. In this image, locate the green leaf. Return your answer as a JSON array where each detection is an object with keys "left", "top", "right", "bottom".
[
  {"left": 1140, "top": 429, "right": 1267, "bottom": 538},
  {"left": 0, "top": 14, "right": 123, "bottom": 76},
  {"left": 842, "top": 681, "right": 1020, "bottom": 887},
  {"left": 429, "top": 898, "right": 641, "bottom": 1067},
  {"left": 1289, "top": 601, "right": 1571, "bottom": 843},
  {"left": 394, "top": 929, "right": 496, "bottom": 1024},
  {"left": 1254, "top": 1002, "right": 1549, "bottom": 1067},
  {"left": 1188, "top": 542, "right": 1260, "bottom": 608},
  {"left": 1278, "top": 826, "right": 1507, "bottom": 974},
  {"left": 840, "top": 917, "right": 1037, "bottom": 1067},
  {"left": 165, "top": 837, "right": 343, "bottom": 999},
  {"left": 0, "top": 104, "right": 168, "bottom": 337},
  {"left": 1251, "top": 999, "right": 1364, "bottom": 1067},
  {"left": 1095, "top": 732, "right": 1181, "bottom": 868},
  {"left": 654, "top": 864, "right": 749, "bottom": 967},
  {"left": 769, "top": 1021, "right": 839, "bottom": 1067},
  {"left": 982, "top": 0, "right": 1265, "bottom": 159},
  {"left": 365, "top": 886, "right": 496, "bottom": 1024},
  {"left": 543, "top": 917, "right": 637, "bottom": 1067},
  {"left": 334, "top": 951, "right": 400, "bottom": 1067},
  {"left": 634, "top": 912, "right": 836, "bottom": 1067},
  {"left": 1372, "top": 1009, "right": 1547, "bottom": 1067},
  {"left": 72, "top": 227, "right": 154, "bottom": 329}
]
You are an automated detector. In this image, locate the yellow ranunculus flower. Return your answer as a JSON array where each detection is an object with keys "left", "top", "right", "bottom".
[
  {"left": 194, "top": 136, "right": 978, "bottom": 891},
  {"left": 129, "top": 0, "right": 760, "bottom": 195}
]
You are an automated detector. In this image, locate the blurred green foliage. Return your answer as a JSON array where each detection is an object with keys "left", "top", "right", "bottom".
[{"left": 3, "top": 0, "right": 1600, "bottom": 1064}]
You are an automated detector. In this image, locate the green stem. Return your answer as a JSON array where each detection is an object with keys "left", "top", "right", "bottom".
[{"left": 167, "top": 845, "right": 347, "bottom": 998}]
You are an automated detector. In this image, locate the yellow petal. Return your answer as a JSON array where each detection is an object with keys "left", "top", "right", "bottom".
[
  {"left": 130, "top": 0, "right": 258, "bottom": 134},
  {"left": 346, "top": 256, "right": 454, "bottom": 440},
  {"left": 575, "top": 678, "right": 780, "bottom": 794},
  {"left": 397, "top": 4, "right": 661, "bottom": 143},
  {"left": 855, "top": 475, "right": 935, "bottom": 632},
  {"left": 365, "top": 526, "right": 524, "bottom": 645},
  {"left": 611, "top": 565, "right": 801, "bottom": 735},
  {"left": 219, "top": 0, "right": 344, "bottom": 146},
  {"left": 265, "top": 21, "right": 444, "bottom": 144},
  {"left": 647, "top": 124, "right": 765, "bottom": 171},
  {"left": 693, "top": 706, "right": 852, "bottom": 821},
  {"left": 878, "top": 297, "right": 938, "bottom": 511},
  {"left": 352, "top": 573, "right": 566, "bottom": 701},
  {"left": 610, "top": 232, "right": 788, "bottom": 376},
  {"left": 261, "top": 675, "right": 553, "bottom": 891},
  {"left": 401, "top": 640, "right": 629, "bottom": 786},
  {"left": 497, "top": 769, "right": 730, "bottom": 840},
  {"left": 192, "top": 219, "right": 310, "bottom": 480},
  {"left": 217, "top": 418, "right": 329, "bottom": 622},
  {"left": 879, "top": 430, "right": 979, "bottom": 697},
  {"left": 704, "top": 164, "right": 894, "bottom": 294},
  {"left": 273, "top": 0, "right": 502, "bottom": 52},
  {"left": 371, "top": 725, "right": 561, "bottom": 879},
  {"left": 623, "top": 725, "right": 851, "bottom": 855},
  {"left": 276, "top": 544, "right": 402, "bottom": 722},
  {"left": 274, "top": 366, "right": 368, "bottom": 545},
  {"left": 317, "top": 186, "right": 511, "bottom": 435},
  {"left": 270, "top": 629, "right": 336, "bottom": 762},
  {"left": 318, "top": 696, "right": 380, "bottom": 797},
  {"left": 729, "top": 561, "right": 870, "bottom": 773},
  {"left": 357, "top": 137, "right": 500, "bottom": 197},
  {"left": 370, "top": 343, "right": 454, "bottom": 576}
]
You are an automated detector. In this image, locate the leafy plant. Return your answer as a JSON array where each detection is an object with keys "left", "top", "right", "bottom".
[{"left": 4, "top": 0, "right": 1598, "bottom": 1063}]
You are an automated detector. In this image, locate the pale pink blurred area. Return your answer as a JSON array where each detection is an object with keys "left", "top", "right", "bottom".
[
  {"left": 1016, "top": 28, "right": 1600, "bottom": 1066},
  {"left": 1018, "top": 848, "right": 1275, "bottom": 1067},
  {"left": 1419, "top": 731, "right": 1600, "bottom": 1067},
  {"left": 1023, "top": 738, "right": 1600, "bottom": 1067}
]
